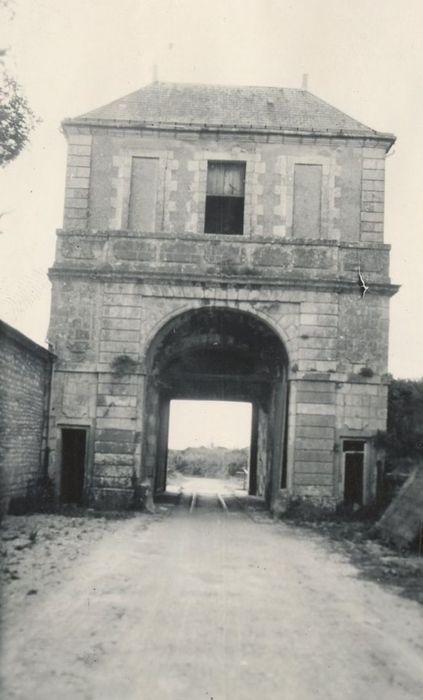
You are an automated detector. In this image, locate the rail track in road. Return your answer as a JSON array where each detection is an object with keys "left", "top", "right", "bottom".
[
  {"left": 177, "top": 488, "right": 273, "bottom": 524},
  {"left": 156, "top": 479, "right": 274, "bottom": 522},
  {"left": 188, "top": 490, "right": 230, "bottom": 515}
]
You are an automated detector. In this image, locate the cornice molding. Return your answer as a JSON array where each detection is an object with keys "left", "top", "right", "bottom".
[{"left": 48, "top": 265, "right": 399, "bottom": 297}]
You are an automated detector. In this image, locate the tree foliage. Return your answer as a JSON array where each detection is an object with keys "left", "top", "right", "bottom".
[
  {"left": 0, "top": 71, "right": 36, "bottom": 167},
  {"left": 168, "top": 446, "right": 248, "bottom": 478},
  {"left": 0, "top": 1, "right": 36, "bottom": 167},
  {"left": 380, "top": 379, "right": 423, "bottom": 462}
]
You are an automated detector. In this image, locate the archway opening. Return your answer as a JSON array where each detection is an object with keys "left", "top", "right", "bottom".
[
  {"left": 167, "top": 399, "right": 252, "bottom": 494},
  {"left": 142, "top": 307, "right": 289, "bottom": 508}
]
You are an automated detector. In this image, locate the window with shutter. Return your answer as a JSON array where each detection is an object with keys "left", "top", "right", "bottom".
[
  {"left": 128, "top": 157, "right": 159, "bottom": 231},
  {"left": 204, "top": 161, "right": 246, "bottom": 235},
  {"left": 292, "top": 164, "right": 322, "bottom": 238}
]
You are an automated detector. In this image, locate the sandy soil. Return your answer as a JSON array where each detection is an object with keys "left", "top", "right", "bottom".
[{"left": 1, "top": 480, "right": 423, "bottom": 699}]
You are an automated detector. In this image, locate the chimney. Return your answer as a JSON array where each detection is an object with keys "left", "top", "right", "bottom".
[
  {"left": 152, "top": 64, "right": 159, "bottom": 83},
  {"left": 301, "top": 73, "right": 309, "bottom": 90}
]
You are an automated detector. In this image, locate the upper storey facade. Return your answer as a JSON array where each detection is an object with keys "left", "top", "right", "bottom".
[{"left": 56, "top": 81, "right": 396, "bottom": 291}]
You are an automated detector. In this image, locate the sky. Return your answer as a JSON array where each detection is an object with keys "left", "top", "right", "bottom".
[
  {"left": 1, "top": 0, "right": 423, "bottom": 384},
  {"left": 168, "top": 401, "right": 252, "bottom": 449}
]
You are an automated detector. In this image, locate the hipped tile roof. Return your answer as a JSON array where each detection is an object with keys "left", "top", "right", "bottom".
[{"left": 71, "top": 81, "right": 391, "bottom": 138}]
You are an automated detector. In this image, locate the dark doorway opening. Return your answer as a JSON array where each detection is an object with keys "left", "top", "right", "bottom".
[
  {"left": 61, "top": 428, "right": 87, "bottom": 504},
  {"left": 343, "top": 440, "right": 365, "bottom": 506}
]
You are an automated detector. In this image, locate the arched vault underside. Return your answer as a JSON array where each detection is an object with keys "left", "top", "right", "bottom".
[{"left": 142, "top": 307, "right": 290, "bottom": 506}]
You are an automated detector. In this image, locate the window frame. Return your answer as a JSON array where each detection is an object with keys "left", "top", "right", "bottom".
[
  {"left": 292, "top": 162, "right": 323, "bottom": 239},
  {"left": 284, "top": 154, "right": 335, "bottom": 240},
  {"left": 341, "top": 438, "right": 368, "bottom": 506},
  {"left": 110, "top": 147, "right": 168, "bottom": 230},
  {"left": 204, "top": 159, "right": 247, "bottom": 236},
  {"left": 127, "top": 155, "right": 160, "bottom": 232}
]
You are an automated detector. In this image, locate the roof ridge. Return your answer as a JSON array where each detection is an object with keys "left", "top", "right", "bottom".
[{"left": 148, "top": 80, "right": 304, "bottom": 91}]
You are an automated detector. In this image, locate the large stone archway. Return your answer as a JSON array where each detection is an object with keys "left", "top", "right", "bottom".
[{"left": 141, "top": 306, "right": 289, "bottom": 507}]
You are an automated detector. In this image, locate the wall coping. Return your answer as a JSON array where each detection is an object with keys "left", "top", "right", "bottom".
[{"left": 0, "top": 320, "right": 55, "bottom": 362}]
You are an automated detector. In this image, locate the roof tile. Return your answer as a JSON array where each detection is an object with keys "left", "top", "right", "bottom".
[{"left": 73, "top": 82, "right": 387, "bottom": 137}]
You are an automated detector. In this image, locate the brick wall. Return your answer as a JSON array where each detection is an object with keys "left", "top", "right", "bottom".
[{"left": 0, "top": 323, "right": 53, "bottom": 514}]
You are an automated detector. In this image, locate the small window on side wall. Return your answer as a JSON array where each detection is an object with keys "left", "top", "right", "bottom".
[
  {"left": 205, "top": 161, "right": 246, "bottom": 235},
  {"left": 293, "top": 163, "right": 322, "bottom": 238}
]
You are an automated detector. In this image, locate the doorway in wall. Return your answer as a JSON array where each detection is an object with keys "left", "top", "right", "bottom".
[
  {"left": 343, "top": 440, "right": 365, "bottom": 506},
  {"left": 60, "top": 428, "right": 87, "bottom": 504}
]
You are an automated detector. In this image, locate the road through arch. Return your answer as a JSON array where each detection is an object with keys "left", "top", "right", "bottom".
[{"left": 142, "top": 306, "right": 289, "bottom": 507}]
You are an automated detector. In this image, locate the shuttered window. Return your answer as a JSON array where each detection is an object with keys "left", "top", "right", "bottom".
[
  {"left": 293, "top": 164, "right": 322, "bottom": 238},
  {"left": 128, "top": 157, "right": 159, "bottom": 231},
  {"left": 205, "top": 161, "right": 246, "bottom": 235}
]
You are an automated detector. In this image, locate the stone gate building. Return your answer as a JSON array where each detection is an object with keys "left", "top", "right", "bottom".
[{"left": 47, "top": 81, "right": 398, "bottom": 510}]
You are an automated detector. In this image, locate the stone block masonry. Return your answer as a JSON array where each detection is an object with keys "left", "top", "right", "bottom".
[
  {"left": 47, "top": 81, "right": 398, "bottom": 511},
  {"left": 0, "top": 321, "right": 54, "bottom": 514}
]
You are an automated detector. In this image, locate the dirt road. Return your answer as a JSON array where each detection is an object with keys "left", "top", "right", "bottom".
[{"left": 1, "top": 482, "right": 423, "bottom": 699}]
